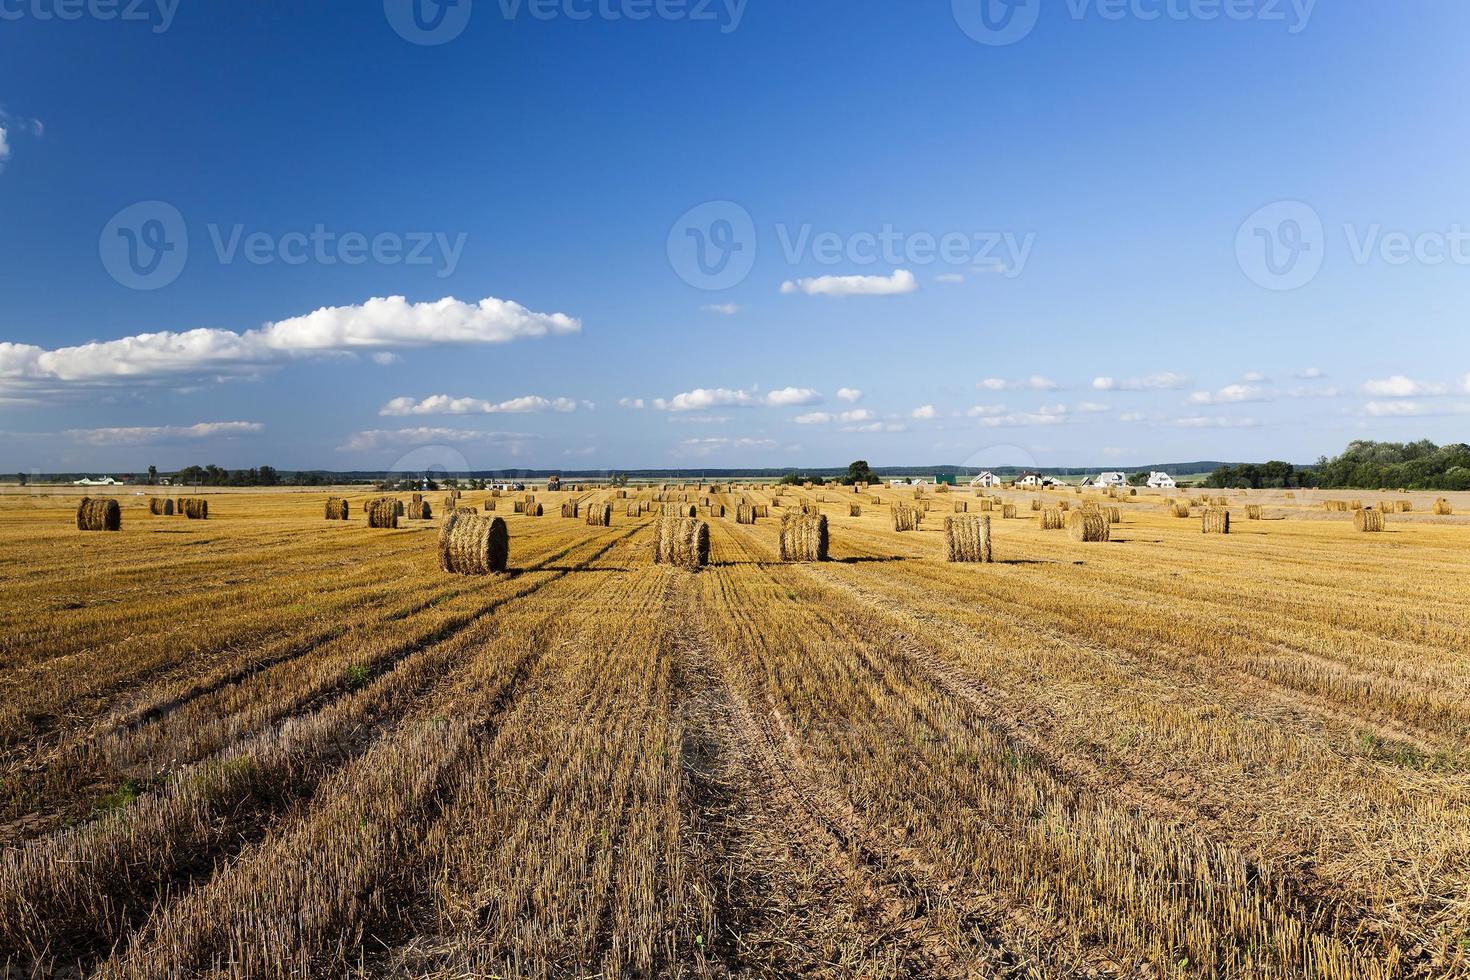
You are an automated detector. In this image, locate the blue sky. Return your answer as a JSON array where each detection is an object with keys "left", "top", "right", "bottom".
[{"left": 2, "top": 0, "right": 1469, "bottom": 473}]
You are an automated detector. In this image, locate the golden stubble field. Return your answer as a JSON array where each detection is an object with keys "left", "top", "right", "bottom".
[{"left": 2, "top": 481, "right": 1470, "bottom": 978}]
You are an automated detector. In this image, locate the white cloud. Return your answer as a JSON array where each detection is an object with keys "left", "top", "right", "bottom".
[
  {"left": 843, "top": 421, "right": 907, "bottom": 433},
  {"left": 979, "top": 375, "right": 1059, "bottom": 392},
  {"left": 1363, "top": 400, "right": 1428, "bottom": 417},
  {"left": 976, "top": 408, "right": 1068, "bottom": 428},
  {"left": 0, "top": 294, "right": 580, "bottom": 393},
  {"left": 934, "top": 273, "right": 965, "bottom": 284},
  {"left": 1186, "top": 384, "right": 1270, "bottom": 405},
  {"left": 1119, "top": 412, "right": 1146, "bottom": 423},
  {"left": 1295, "top": 367, "right": 1325, "bottom": 379},
  {"left": 794, "top": 409, "right": 873, "bottom": 425},
  {"left": 1093, "top": 372, "right": 1189, "bottom": 392},
  {"left": 1172, "top": 416, "right": 1262, "bottom": 428},
  {"left": 618, "top": 397, "right": 645, "bottom": 409},
  {"left": 1464, "top": 373, "right": 1470, "bottom": 394},
  {"left": 836, "top": 387, "right": 863, "bottom": 402},
  {"left": 337, "top": 428, "right": 530, "bottom": 452},
  {"left": 1361, "top": 375, "right": 1447, "bottom": 398},
  {"left": 780, "top": 269, "right": 917, "bottom": 298},
  {"left": 677, "top": 436, "right": 777, "bottom": 457},
  {"left": 1241, "top": 371, "right": 1268, "bottom": 383},
  {"left": 0, "top": 126, "right": 9, "bottom": 165},
  {"left": 966, "top": 404, "right": 1007, "bottom": 417},
  {"left": 911, "top": 404, "right": 937, "bottom": 419},
  {"left": 1074, "top": 401, "right": 1110, "bottom": 413},
  {"left": 652, "top": 386, "right": 820, "bottom": 411},
  {"left": 64, "top": 421, "right": 263, "bottom": 446},
  {"left": 666, "top": 414, "right": 730, "bottom": 425},
  {"left": 1285, "top": 384, "right": 1342, "bottom": 399},
  {"left": 765, "top": 386, "right": 822, "bottom": 407},
  {"left": 371, "top": 352, "right": 402, "bottom": 366},
  {"left": 379, "top": 394, "right": 577, "bottom": 416},
  {"left": 702, "top": 303, "right": 740, "bottom": 315}
]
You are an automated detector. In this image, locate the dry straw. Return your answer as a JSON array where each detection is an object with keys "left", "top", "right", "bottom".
[
  {"left": 945, "top": 514, "right": 992, "bottom": 563},
  {"left": 586, "top": 503, "right": 613, "bottom": 527},
  {"left": 484, "top": 499, "right": 497, "bottom": 511},
  {"left": 736, "top": 503, "right": 757, "bottom": 524},
  {"left": 662, "top": 503, "right": 697, "bottom": 518},
  {"left": 366, "top": 497, "right": 398, "bottom": 529},
  {"left": 181, "top": 498, "right": 209, "bottom": 520},
  {"left": 76, "top": 497, "right": 121, "bottom": 532},
  {"left": 705, "top": 504, "right": 726, "bottom": 518},
  {"left": 653, "top": 516, "right": 709, "bottom": 569},
  {"left": 1106, "top": 506, "right": 1121, "bottom": 524},
  {"left": 1068, "top": 510, "right": 1110, "bottom": 542},
  {"left": 780, "top": 512, "right": 828, "bottom": 562},
  {"left": 1246, "top": 505, "right": 1262, "bottom": 520},
  {"left": 891, "top": 503, "right": 922, "bottom": 532},
  {"left": 526, "top": 502, "right": 544, "bottom": 517},
  {"left": 1201, "top": 507, "right": 1231, "bottom": 535},
  {"left": 1030, "top": 499, "right": 1043, "bottom": 512},
  {"left": 324, "top": 497, "right": 349, "bottom": 521},
  {"left": 513, "top": 501, "right": 526, "bottom": 514},
  {"left": 1355, "top": 508, "right": 1386, "bottom": 532},
  {"left": 405, "top": 500, "right": 432, "bottom": 520},
  {"left": 1434, "top": 498, "right": 1453, "bottom": 515},
  {"left": 953, "top": 500, "right": 968, "bottom": 513},
  {"left": 438, "top": 512, "right": 509, "bottom": 575},
  {"left": 561, "top": 502, "right": 580, "bottom": 519},
  {"left": 849, "top": 503, "right": 862, "bottom": 517},
  {"left": 1169, "top": 503, "right": 1191, "bottom": 518},
  {"left": 1001, "top": 504, "right": 1017, "bottom": 519},
  {"left": 1041, "top": 507, "right": 1066, "bottom": 531},
  {"left": 1396, "top": 500, "right": 1413, "bottom": 513}
]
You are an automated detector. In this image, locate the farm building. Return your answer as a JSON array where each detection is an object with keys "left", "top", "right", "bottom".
[
  {"left": 1087, "top": 471, "right": 1128, "bottom": 489},
  {"left": 970, "top": 471, "right": 1002, "bottom": 488},
  {"left": 1016, "top": 472, "right": 1043, "bottom": 487},
  {"left": 1147, "top": 471, "right": 1177, "bottom": 489}
]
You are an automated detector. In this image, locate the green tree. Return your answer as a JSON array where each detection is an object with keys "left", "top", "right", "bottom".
[{"left": 844, "top": 459, "right": 875, "bottom": 485}]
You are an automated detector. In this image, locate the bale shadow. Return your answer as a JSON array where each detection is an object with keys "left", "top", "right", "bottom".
[{"left": 837, "top": 556, "right": 909, "bottom": 564}]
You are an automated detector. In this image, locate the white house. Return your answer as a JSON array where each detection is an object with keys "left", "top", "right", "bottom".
[
  {"left": 1094, "top": 471, "right": 1128, "bottom": 488},
  {"left": 1016, "top": 472, "right": 1042, "bottom": 488},
  {"left": 970, "top": 471, "right": 1002, "bottom": 488},
  {"left": 72, "top": 476, "right": 118, "bottom": 486},
  {"left": 1147, "top": 471, "right": 1177, "bottom": 489}
]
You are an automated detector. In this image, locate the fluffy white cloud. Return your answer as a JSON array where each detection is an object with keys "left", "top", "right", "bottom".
[
  {"left": 0, "top": 295, "right": 580, "bottom": 392},
  {"left": 794, "top": 409, "right": 873, "bottom": 425},
  {"left": 911, "top": 404, "right": 938, "bottom": 419},
  {"left": 337, "top": 428, "right": 530, "bottom": 452},
  {"left": 780, "top": 269, "right": 917, "bottom": 297},
  {"left": 979, "top": 375, "right": 1059, "bottom": 392},
  {"left": 843, "top": 421, "right": 907, "bottom": 433},
  {"left": 1093, "top": 372, "right": 1189, "bottom": 392},
  {"left": 836, "top": 387, "right": 863, "bottom": 402},
  {"left": 1363, "top": 400, "right": 1428, "bottom": 417},
  {"left": 1285, "top": 384, "right": 1342, "bottom": 398},
  {"left": 1119, "top": 411, "right": 1146, "bottom": 423},
  {"left": 379, "top": 394, "right": 577, "bottom": 416},
  {"left": 1295, "top": 367, "right": 1325, "bottom": 379},
  {"left": 1361, "top": 375, "right": 1447, "bottom": 398},
  {"left": 371, "top": 352, "right": 402, "bottom": 366},
  {"left": 618, "top": 397, "right": 645, "bottom": 409},
  {"left": 966, "top": 404, "right": 1007, "bottom": 417},
  {"left": 0, "top": 126, "right": 9, "bottom": 165},
  {"left": 1241, "top": 371, "right": 1268, "bottom": 383},
  {"left": 653, "top": 386, "right": 820, "bottom": 411},
  {"left": 975, "top": 407, "right": 1069, "bottom": 428},
  {"left": 1186, "top": 384, "right": 1270, "bottom": 405},
  {"left": 64, "top": 421, "right": 264, "bottom": 446},
  {"left": 1074, "top": 401, "right": 1110, "bottom": 413},
  {"left": 1173, "top": 416, "right": 1262, "bottom": 428}
]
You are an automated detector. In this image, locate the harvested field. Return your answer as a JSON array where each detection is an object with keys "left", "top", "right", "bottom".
[{"left": 2, "top": 485, "right": 1470, "bottom": 977}]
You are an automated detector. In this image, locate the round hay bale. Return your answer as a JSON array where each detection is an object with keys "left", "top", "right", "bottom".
[
  {"left": 737, "top": 503, "right": 758, "bottom": 524},
  {"left": 1433, "top": 498, "right": 1453, "bottom": 516},
  {"left": 484, "top": 499, "right": 497, "bottom": 511},
  {"left": 1040, "top": 507, "right": 1066, "bottom": 531},
  {"left": 76, "top": 497, "right": 121, "bottom": 532},
  {"left": 779, "top": 512, "right": 828, "bottom": 562},
  {"left": 366, "top": 497, "right": 398, "bottom": 529},
  {"left": 587, "top": 503, "right": 613, "bottom": 527},
  {"left": 1106, "top": 506, "right": 1122, "bottom": 524},
  {"left": 405, "top": 500, "right": 432, "bottom": 520},
  {"left": 945, "top": 514, "right": 992, "bottom": 563},
  {"left": 181, "top": 498, "right": 209, "bottom": 520},
  {"left": 1396, "top": 500, "right": 1413, "bottom": 513},
  {"left": 891, "top": 503, "right": 922, "bottom": 532},
  {"left": 953, "top": 501, "right": 968, "bottom": 513},
  {"left": 1355, "top": 508, "right": 1386, "bottom": 532},
  {"left": 1030, "top": 499, "right": 1043, "bottom": 512},
  {"left": 1067, "top": 510, "right": 1110, "bottom": 542},
  {"left": 526, "top": 502, "right": 544, "bottom": 517},
  {"left": 561, "top": 502, "right": 580, "bottom": 519},
  {"left": 161, "top": 499, "right": 174, "bottom": 516},
  {"left": 662, "top": 503, "right": 697, "bottom": 518},
  {"left": 1245, "top": 505, "right": 1262, "bottom": 520},
  {"left": 849, "top": 504, "right": 862, "bottom": 517},
  {"left": 325, "top": 497, "right": 350, "bottom": 520},
  {"left": 1169, "top": 503, "right": 1191, "bottom": 518},
  {"left": 1001, "top": 504, "right": 1017, "bottom": 519},
  {"left": 654, "top": 516, "right": 709, "bottom": 569},
  {"left": 1201, "top": 507, "right": 1231, "bottom": 535},
  {"left": 148, "top": 497, "right": 163, "bottom": 516},
  {"left": 438, "top": 512, "right": 509, "bottom": 575}
]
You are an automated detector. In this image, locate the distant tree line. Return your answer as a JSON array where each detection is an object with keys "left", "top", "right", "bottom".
[
  {"left": 1206, "top": 440, "right": 1470, "bottom": 491},
  {"left": 169, "top": 465, "right": 334, "bottom": 487}
]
